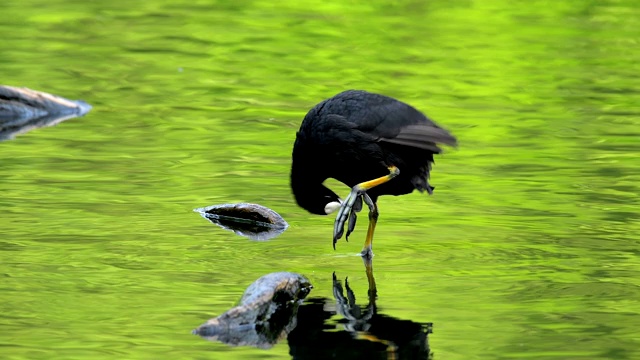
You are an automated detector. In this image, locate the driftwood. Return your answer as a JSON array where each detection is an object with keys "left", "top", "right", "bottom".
[
  {"left": 0, "top": 85, "right": 92, "bottom": 141},
  {"left": 192, "top": 266, "right": 435, "bottom": 358},
  {"left": 194, "top": 203, "right": 289, "bottom": 241},
  {"left": 192, "top": 272, "right": 312, "bottom": 349}
]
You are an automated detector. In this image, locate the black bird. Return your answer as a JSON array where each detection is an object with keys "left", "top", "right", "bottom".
[{"left": 290, "top": 90, "right": 457, "bottom": 257}]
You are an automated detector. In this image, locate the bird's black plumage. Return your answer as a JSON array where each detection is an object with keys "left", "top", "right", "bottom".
[{"left": 291, "top": 89, "right": 456, "bottom": 213}]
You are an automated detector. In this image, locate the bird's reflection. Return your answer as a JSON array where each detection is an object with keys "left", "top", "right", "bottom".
[
  {"left": 288, "top": 257, "right": 433, "bottom": 360},
  {"left": 192, "top": 259, "right": 433, "bottom": 359},
  {"left": 330, "top": 257, "right": 378, "bottom": 334}
]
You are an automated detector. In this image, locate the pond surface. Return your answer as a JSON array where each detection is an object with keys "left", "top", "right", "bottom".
[{"left": 1, "top": 1, "right": 639, "bottom": 359}]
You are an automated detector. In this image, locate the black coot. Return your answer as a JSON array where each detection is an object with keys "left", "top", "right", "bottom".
[{"left": 290, "top": 90, "right": 457, "bottom": 257}]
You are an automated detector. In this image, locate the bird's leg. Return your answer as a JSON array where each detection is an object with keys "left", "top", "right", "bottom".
[
  {"left": 333, "top": 166, "right": 400, "bottom": 249},
  {"left": 361, "top": 202, "right": 378, "bottom": 258}
]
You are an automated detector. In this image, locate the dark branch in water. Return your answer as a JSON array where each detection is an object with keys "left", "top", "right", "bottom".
[
  {"left": 192, "top": 272, "right": 313, "bottom": 349},
  {"left": 0, "top": 85, "right": 92, "bottom": 141},
  {"left": 194, "top": 203, "right": 289, "bottom": 241}
]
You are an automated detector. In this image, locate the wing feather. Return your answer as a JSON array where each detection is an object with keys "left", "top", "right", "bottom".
[{"left": 379, "top": 124, "right": 457, "bottom": 152}]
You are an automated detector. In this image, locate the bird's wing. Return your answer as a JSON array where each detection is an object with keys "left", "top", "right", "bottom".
[
  {"left": 378, "top": 124, "right": 457, "bottom": 152},
  {"left": 347, "top": 99, "right": 457, "bottom": 152},
  {"left": 317, "top": 90, "right": 457, "bottom": 152}
]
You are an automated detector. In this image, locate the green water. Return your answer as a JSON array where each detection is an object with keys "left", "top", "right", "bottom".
[{"left": 2, "top": 0, "right": 639, "bottom": 359}]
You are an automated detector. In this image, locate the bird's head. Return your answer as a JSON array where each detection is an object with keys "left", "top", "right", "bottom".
[
  {"left": 292, "top": 182, "right": 342, "bottom": 216},
  {"left": 323, "top": 198, "right": 342, "bottom": 215},
  {"left": 290, "top": 147, "right": 341, "bottom": 215},
  {"left": 310, "top": 187, "right": 342, "bottom": 215}
]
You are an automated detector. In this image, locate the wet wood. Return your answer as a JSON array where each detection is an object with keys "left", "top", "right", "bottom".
[
  {"left": 194, "top": 203, "right": 289, "bottom": 241},
  {"left": 0, "top": 85, "right": 91, "bottom": 141},
  {"left": 192, "top": 272, "right": 312, "bottom": 349}
]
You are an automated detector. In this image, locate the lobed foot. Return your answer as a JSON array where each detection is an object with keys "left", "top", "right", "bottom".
[{"left": 333, "top": 191, "right": 375, "bottom": 249}]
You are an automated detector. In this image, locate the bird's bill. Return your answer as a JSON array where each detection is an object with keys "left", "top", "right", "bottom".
[{"left": 324, "top": 200, "right": 342, "bottom": 214}]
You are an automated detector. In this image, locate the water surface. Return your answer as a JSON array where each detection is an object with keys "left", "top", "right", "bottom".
[{"left": 1, "top": 1, "right": 639, "bottom": 359}]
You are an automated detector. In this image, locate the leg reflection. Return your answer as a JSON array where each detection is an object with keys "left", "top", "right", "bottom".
[
  {"left": 363, "top": 255, "right": 377, "bottom": 304},
  {"left": 288, "top": 258, "right": 433, "bottom": 359},
  {"left": 332, "top": 257, "right": 403, "bottom": 358}
]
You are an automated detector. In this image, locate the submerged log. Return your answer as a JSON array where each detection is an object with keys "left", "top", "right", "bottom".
[
  {"left": 194, "top": 203, "right": 289, "bottom": 241},
  {"left": 192, "top": 272, "right": 313, "bottom": 349},
  {"left": 0, "top": 85, "right": 92, "bottom": 141}
]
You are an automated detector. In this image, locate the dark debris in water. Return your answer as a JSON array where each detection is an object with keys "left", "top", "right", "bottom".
[
  {"left": 194, "top": 203, "right": 289, "bottom": 241},
  {"left": 192, "top": 272, "right": 312, "bottom": 349},
  {"left": 0, "top": 85, "right": 92, "bottom": 141},
  {"left": 192, "top": 269, "right": 434, "bottom": 358}
]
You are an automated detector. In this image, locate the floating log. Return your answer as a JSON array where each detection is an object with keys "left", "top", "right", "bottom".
[
  {"left": 0, "top": 85, "right": 92, "bottom": 141},
  {"left": 192, "top": 272, "right": 312, "bottom": 349},
  {"left": 194, "top": 203, "right": 289, "bottom": 241}
]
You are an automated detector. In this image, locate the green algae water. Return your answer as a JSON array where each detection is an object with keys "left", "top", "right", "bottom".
[{"left": 1, "top": 0, "right": 639, "bottom": 359}]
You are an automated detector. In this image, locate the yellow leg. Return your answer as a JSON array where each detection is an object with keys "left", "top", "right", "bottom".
[
  {"left": 358, "top": 167, "right": 396, "bottom": 256},
  {"left": 361, "top": 203, "right": 378, "bottom": 257},
  {"left": 356, "top": 166, "right": 400, "bottom": 191},
  {"left": 333, "top": 166, "right": 399, "bottom": 246}
]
